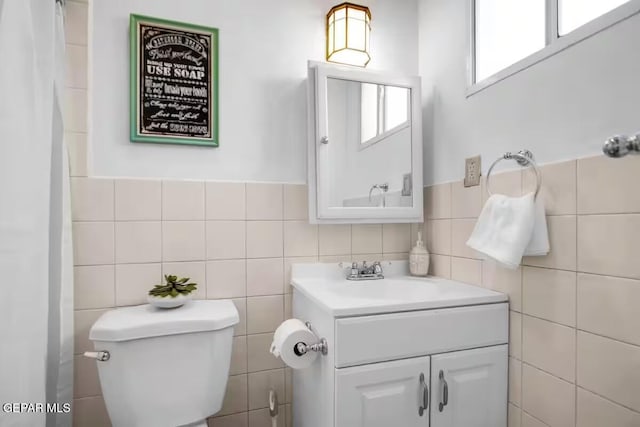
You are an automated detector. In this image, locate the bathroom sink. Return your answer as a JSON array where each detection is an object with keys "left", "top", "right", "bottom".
[
  {"left": 291, "top": 261, "right": 507, "bottom": 317},
  {"left": 336, "top": 277, "right": 473, "bottom": 300}
]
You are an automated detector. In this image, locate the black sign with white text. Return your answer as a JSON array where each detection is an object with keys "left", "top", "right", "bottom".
[{"left": 137, "top": 22, "right": 213, "bottom": 141}]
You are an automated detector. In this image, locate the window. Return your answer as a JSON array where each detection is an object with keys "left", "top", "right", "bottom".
[
  {"left": 360, "top": 83, "right": 410, "bottom": 148},
  {"left": 474, "top": 0, "right": 546, "bottom": 83},
  {"left": 471, "top": 0, "right": 637, "bottom": 90},
  {"left": 558, "top": 0, "right": 630, "bottom": 35}
]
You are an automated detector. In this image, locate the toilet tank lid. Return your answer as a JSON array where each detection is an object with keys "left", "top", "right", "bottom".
[{"left": 89, "top": 300, "right": 239, "bottom": 342}]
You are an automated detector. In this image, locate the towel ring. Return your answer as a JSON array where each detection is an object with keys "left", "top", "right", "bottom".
[{"left": 486, "top": 150, "right": 542, "bottom": 199}]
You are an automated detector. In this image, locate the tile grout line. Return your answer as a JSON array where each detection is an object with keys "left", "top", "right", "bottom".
[
  {"left": 521, "top": 408, "right": 551, "bottom": 426},
  {"left": 575, "top": 384, "right": 640, "bottom": 416},
  {"left": 573, "top": 328, "right": 640, "bottom": 350},
  {"left": 518, "top": 263, "right": 524, "bottom": 426},
  {"left": 521, "top": 361, "right": 574, "bottom": 386},
  {"left": 244, "top": 184, "right": 249, "bottom": 407},
  {"left": 112, "top": 179, "right": 116, "bottom": 306},
  {"left": 574, "top": 159, "right": 579, "bottom": 427},
  {"left": 203, "top": 182, "right": 208, "bottom": 300},
  {"left": 519, "top": 311, "right": 575, "bottom": 330}
]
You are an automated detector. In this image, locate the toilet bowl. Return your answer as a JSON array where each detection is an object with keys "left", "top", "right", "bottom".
[{"left": 87, "top": 300, "right": 239, "bottom": 427}]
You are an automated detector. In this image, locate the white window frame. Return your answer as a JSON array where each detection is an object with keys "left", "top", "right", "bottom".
[
  {"left": 467, "top": 0, "right": 640, "bottom": 96},
  {"left": 358, "top": 84, "right": 412, "bottom": 151}
]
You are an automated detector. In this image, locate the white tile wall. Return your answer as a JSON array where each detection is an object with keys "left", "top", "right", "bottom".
[
  {"left": 207, "top": 260, "right": 247, "bottom": 299},
  {"left": 206, "top": 182, "right": 246, "bottom": 220},
  {"left": 72, "top": 222, "right": 114, "bottom": 266},
  {"left": 577, "top": 331, "right": 640, "bottom": 412},
  {"left": 207, "top": 221, "right": 246, "bottom": 260},
  {"left": 522, "top": 267, "right": 576, "bottom": 327},
  {"left": 162, "top": 180, "right": 205, "bottom": 220},
  {"left": 162, "top": 221, "right": 206, "bottom": 262},
  {"left": 114, "top": 222, "right": 162, "bottom": 264},
  {"left": 351, "top": 224, "right": 383, "bottom": 254},
  {"left": 522, "top": 364, "right": 575, "bottom": 427},
  {"left": 576, "top": 388, "right": 640, "bottom": 427},
  {"left": 114, "top": 179, "right": 162, "bottom": 221},
  {"left": 246, "top": 258, "right": 283, "bottom": 296},
  {"left": 577, "top": 273, "right": 640, "bottom": 346},
  {"left": 423, "top": 156, "right": 640, "bottom": 426},
  {"left": 64, "top": 1, "right": 88, "bottom": 45},
  {"left": 74, "top": 265, "right": 115, "bottom": 310},
  {"left": 64, "top": 0, "right": 88, "bottom": 182},
  {"left": 72, "top": 179, "right": 414, "bottom": 426},
  {"left": 246, "top": 221, "right": 283, "bottom": 258},
  {"left": 318, "top": 225, "right": 351, "bottom": 256},
  {"left": 71, "top": 156, "right": 640, "bottom": 426},
  {"left": 283, "top": 221, "right": 318, "bottom": 257},
  {"left": 71, "top": 178, "right": 113, "bottom": 221},
  {"left": 283, "top": 184, "right": 308, "bottom": 221},
  {"left": 246, "top": 183, "right": 283, "bottom": 220},
  {"left": 522, "top": 315, "right": 576, "bottom": 383}
]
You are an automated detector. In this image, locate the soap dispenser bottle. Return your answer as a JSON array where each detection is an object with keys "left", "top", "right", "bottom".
[{"left": 409, "top": 231, "right": 429, "bottom": 276}]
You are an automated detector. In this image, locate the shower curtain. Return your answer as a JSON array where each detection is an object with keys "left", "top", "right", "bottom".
[{"left": 0, "top": 0, "right": 73, "bottom": 426}]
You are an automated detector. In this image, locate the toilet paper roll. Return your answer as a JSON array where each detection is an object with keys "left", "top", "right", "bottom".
[{"left": 270, "top": 319, "right": 318, "bottom": 370}]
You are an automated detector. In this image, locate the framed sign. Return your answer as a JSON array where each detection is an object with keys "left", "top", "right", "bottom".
[{"left": 130, "top": 14, "right": 219, "bottom": 146}]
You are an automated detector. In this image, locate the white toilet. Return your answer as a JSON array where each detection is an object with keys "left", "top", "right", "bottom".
[{"left": 87, "top": 300, "right": 239, "bottom": 427}]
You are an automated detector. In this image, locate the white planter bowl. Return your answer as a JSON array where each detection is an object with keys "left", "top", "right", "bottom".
[{"left": 147, "top": 293, "right": 192, "bottom": 309}]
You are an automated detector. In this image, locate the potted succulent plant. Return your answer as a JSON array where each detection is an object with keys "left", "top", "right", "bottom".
[{"left": 147, "top": 275, "right": 198, "bottom": 308}]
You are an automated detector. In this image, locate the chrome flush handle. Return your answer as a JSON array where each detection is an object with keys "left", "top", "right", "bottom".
[
  {"left": 84, "top": 351, "right": 110, "bottom": 362},
  {"left": 418, "top": 373, "right": 428, "bottom": 416}
]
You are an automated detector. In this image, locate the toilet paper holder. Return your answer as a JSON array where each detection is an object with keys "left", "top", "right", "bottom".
[{"left": 293, "top": 322, "right": 328, "bottom": 356}]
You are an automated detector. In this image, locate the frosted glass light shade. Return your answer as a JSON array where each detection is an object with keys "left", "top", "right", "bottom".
[{"left": 326, "top": 2, "right": 371, "bottom": 67}]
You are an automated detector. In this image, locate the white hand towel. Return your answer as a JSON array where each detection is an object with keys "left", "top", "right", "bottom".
[
  {"left": 466, "top": 192, "right": 548, "bottom": 269},
  {"left": 523, "top": 197, "right": 549, "bottom": 256}
]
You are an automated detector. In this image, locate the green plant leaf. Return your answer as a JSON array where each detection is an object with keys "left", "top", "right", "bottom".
[{"left": 150, "top": 274, "right": 199, "bottom": 298}]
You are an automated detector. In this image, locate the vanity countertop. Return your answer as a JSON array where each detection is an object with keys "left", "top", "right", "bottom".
[{"left": 291, "top": 261, "right": 507, "bottom": 317}]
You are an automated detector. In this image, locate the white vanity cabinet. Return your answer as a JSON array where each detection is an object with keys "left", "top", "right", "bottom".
[
  {"left": 335, "top": 346, "right": 507, "bottom": 427},
  {"left": 336, "top": 356, "right": 431, "bottom": 427},
  {"left": 290, "top": 262, "right": 509, "bottom": 427},
  {"left": 430, "top": 346, "right": 508, "bottom": 427}
]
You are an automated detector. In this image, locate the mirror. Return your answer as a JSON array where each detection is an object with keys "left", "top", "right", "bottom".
[
  {"left": 308, "top": 62, "right": 423, "bottom": 223},
  {"left": 327, "top": 78, "right": 412, "bottom": 209}
]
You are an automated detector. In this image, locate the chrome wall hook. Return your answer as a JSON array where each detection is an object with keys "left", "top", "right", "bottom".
[{"left": 603, "top": 134, "right": 640, "bottom": 158}]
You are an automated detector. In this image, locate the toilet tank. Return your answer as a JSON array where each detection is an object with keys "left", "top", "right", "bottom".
[{"left": 89, "top": 300, "right": 239, "bottom": 427}]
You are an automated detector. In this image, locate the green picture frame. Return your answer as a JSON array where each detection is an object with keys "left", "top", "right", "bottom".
[{"left": 130, "top": 14, "right": 219, "bottom": 147}]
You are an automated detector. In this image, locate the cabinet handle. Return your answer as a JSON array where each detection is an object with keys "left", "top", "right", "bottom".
[
  {"left": 418, "top": 373, "right": 428, "bottom": 416},
  {"left": 439, "top": 370, "right": 449, "bottom": 412},
  {"left": 320, "top": 136, "right": 329, "bottom": 145}
]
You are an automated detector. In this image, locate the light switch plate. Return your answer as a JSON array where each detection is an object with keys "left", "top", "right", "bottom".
[{"left": 464, "top": 155, "right": 481, "bottom": 187}]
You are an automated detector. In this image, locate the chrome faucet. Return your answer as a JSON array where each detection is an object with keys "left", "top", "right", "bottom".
[{"left": 347, "top": 261, "right": 384, "bottom": 280}]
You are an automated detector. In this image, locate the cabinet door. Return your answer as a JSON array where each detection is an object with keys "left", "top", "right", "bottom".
[
  {"left": 335, "top": 356, "right": 430, "bottom": 427},
  {"left": 430, "top": 345, "right": 508, "bottom": 427}
]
